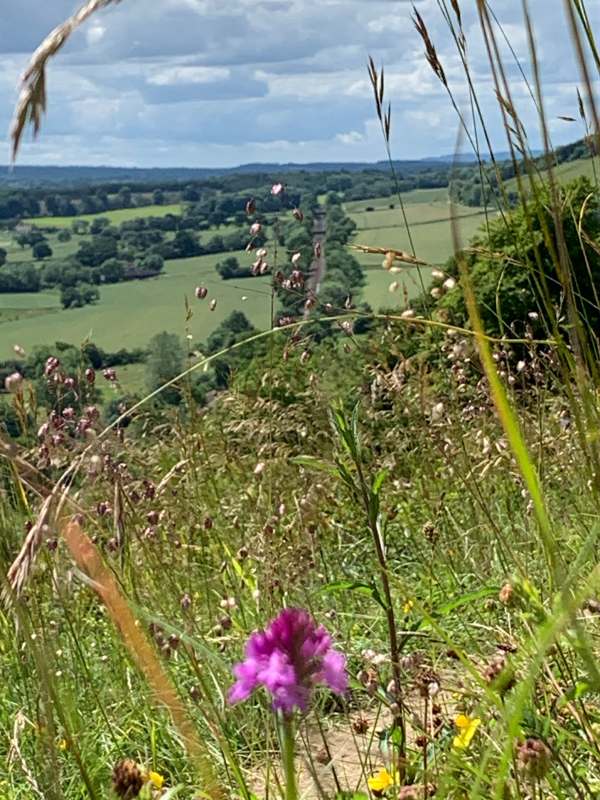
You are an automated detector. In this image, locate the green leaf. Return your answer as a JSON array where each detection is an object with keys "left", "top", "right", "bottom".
[
  {"left": 435, "top": 587, "right": 499, "bottom": 616},
  {"left": 291, "top": 455, "right": 338, "bottom": 475},
  {"left": 322, "top": 580, "right": 387, "bottom": 610},
  {"left": 371, "top": 468, "right": 388, "bottom": 496}
]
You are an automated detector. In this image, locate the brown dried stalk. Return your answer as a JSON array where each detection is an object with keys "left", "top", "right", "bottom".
[
  {"left": 350, "top": 244, "right": 428, "bottom": 266},
  {"left": 63, "top": 520, "right": 225, "bottom": 799},
  {"left": 11, "top": 0, "right": 122, "bottom": 160},
  {"left": 3, "top": 495, "right": 54, "bottom": 604},
  {"left": 413, "top": 7, "right": 448, "bottom": 87}
]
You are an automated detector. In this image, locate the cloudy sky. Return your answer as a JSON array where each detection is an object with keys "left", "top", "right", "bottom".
[{"left": 1, "top": 0, "right": 598, "bottom": 168}]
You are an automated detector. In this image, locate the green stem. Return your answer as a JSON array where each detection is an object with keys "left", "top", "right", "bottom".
[{"left": 279, "top": 714, "right": 298, "bottom": 800}]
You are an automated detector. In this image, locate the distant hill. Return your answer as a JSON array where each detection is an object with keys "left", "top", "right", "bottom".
[
  {"left": 0, "top": 159, "right": 454, "bottom": 188},
  {"left": 0, "top": 138, "right": 591, "bottom": 189}
]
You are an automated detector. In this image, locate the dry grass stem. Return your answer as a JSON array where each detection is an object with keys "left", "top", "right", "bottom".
[{"left": 10, "top": 0, "right": 122, "bottom": 160}]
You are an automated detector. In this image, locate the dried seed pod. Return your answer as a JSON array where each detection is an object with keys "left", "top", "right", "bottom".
[
  {"left": 499, "top": 582, "right": 513, "bottom": 605},
  {"left": 112, "top": 759, "right": 143, "bottom": 799},
  {"left": 517, "top": 738, "right": 552, "bottom": 780},
  {"left": 483, "top": 653, "right": 515, "bottom": 693}
]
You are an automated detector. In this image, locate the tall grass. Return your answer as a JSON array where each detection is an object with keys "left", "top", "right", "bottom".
[{"left": 3, "top": 1, "right": 600, "bottom": 798}]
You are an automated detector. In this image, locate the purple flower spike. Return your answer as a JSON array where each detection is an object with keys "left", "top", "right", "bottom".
[{"left": 228, "top": 608, "right": 347, "bottom": 715}]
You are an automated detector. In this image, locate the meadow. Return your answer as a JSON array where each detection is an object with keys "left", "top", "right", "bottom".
[
  {"left": 23, "top": 203, "right": 184, "bottom": 228},
  {"left": 0, "top": 190, "right": 482, "bottom": 356},
  {"left": 3, "top": 3, "right": 600, "bottom": 797},
  {"left": 0, "top": 250, "right": 272, "bottom": 355},
  {"left": 503, "top": 152, "right": 600, "bottom": 194},
  {"left": 346, "top": 189, "right": 490, "bottom": 309}
]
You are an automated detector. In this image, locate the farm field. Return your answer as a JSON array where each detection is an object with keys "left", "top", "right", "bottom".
[
  {"left": 0, "top": 232, "right": 80, "bottom": 263},
  {"left": 345, "top": 190, "right": 491, "bottom": 310},
  {"left": 0, "top": 191, "right": 492, "bottom": 356},
  {"left": 23, "top": 202, "right": 184, "bottom": 228},
  {"left": 0, "top": 250, "right": 272, "bottom": 355}
]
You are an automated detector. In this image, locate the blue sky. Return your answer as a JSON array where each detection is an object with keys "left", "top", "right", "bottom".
[{"left": 1, "top": 0, "right": 597, "bottom": 167}]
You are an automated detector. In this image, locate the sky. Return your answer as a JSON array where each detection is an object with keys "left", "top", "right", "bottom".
[{"left": 1, "top": 0, "right": 598, "bottom": 168}]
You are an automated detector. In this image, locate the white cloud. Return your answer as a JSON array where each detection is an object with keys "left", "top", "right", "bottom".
[
  {"left": 148, "top": 66, "right": 231, "bottom": 86},
  {"left": 0, "top": 0, "right": 597, "bottom": 167},
  {"left": 336, "top": 131, "right": 364, "bottom": 145},
  {"left": 86, "top": 24, "right": 106, "bottom": 46},
  {"left": 367, "top": 15, "right": 413, "bottom": 35}
]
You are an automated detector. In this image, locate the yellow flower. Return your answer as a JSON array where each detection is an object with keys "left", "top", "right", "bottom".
[
  {"left": 367, "top": 767, "right": 395, "bottom": 794},
  {"left": 58, "top": 739, "right": 68, "bottom": 751},
  {"left": 403, "top": 599, "right": 414, "bottom": 614},
  {"left": 145, "top": 770, "right": 165, "bottom": 789},
  {"left": 453, "top": 714, "right": 481, "bottom": 750}
]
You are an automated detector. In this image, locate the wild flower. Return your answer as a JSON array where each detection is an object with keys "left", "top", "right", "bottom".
[
  {"left": 452, "top": 714, "right": 481, "bottom": 749},
  {"left": 145, "top": 770, "right": 165, "bottom": 790},
  {"left": 228, "top": 607, "right": 347, "bottom": 714},
  {"left": 368, "top": 767, "right": 395, "bottom": 794},
  {"left": 271, "top": 182, "right": 284, "bottom": 196}
]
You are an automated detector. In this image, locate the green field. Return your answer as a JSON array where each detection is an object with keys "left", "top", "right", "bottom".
[
  {"left": 345, "top": 189, "right": 491, "bottom": 310},
  {"left": 0, "top": 190, "right": 494, "bottom": 354},
  {"left": 23, "top": 203, "right": 184, "bottom": 228},
  {"left": 116, "top": 362, "right": 147, "bottom": 395},
  {"left": 499, "top": 154, "right": 599, "bottom": 195},
  {"left": 0, "top": 233, "right": 81, "bottom": 263},
  {"left": 0, "top": 251, "right": 272, "bottom": 356}
]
